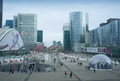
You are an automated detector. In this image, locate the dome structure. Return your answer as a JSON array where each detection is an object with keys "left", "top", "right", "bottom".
[{"left": 89, "top": 54, "right": 112, "bottom": 70}]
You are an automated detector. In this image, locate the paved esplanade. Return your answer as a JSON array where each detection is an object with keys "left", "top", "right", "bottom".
[
  {"left": 0, "top": 64, "right": 78, "bottom": 81},
  {"left": 63, "top": 61, "right": 120, "bottom": 81},
  {"left": 0, "top": 53, "right": 120, "bottom": 81}
]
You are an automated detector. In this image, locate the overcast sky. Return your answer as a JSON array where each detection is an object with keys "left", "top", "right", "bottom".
[{"left": 3, "top": 0, "right": 120, "bottom": 46}]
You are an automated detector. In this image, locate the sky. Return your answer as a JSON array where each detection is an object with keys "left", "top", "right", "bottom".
[{"left": 3, "top": 0, "right": 120, "bottom": 46}]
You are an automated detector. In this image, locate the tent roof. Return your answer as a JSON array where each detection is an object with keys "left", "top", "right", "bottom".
[{"left": 89, "top": 54, "right": 112, "bottom": 64}]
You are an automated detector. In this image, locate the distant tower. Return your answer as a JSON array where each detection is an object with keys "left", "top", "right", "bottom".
[
  {"left": 0, "top": 0, "right": 3, "bottom": 28},
  {"left": 63, "top": 23, "right": 71, "bottom": 51},
  {"left": 37, "top": 30, "right": 43, "bottom": 42},
  {"left": 69, "top": 11, "right": 89, "bottom": 52}
]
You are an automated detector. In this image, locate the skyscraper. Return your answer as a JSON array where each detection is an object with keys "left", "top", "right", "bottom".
[
  {"left": 37, "top": 30, "right": 43, "bottom": 42},
  {"left": 69, "top": 12, "right": 89, "bottom": 52},
  {"left": 63, "top": 23, "right": 71, "bottom": 51},
  {"left": 14, "top": 13, "right": 37, "bottom": 46},
  {"left": 0, "top": 0, "right": 3, "bottom": 28},
  {"left": 5, "top": 20, "right": 13, "bottom": 28},
  {"left": 89, "top": 18, "right": 120, "bottom": 47}
]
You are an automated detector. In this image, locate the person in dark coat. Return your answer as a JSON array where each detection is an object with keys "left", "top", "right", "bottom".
[
  {"left": 70, "top": 72, "right": 72, "bottom": 78},
  {"left": 64, "top": 71, "right": 67, "bottom": 78}
]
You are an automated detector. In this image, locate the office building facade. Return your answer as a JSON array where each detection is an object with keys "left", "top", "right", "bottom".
[
  {"left": 13, "top": 13, "right": 37, "bottom": 46},
  {"left": 37, "top": 30, "right": 43, "bottom": 42},
  {"left": 89, "top": 18, "right": 120, "bottom": 47},
  {"left": 0, "top": 0, "right": 3, "bottom": 28},
  {"left": 63, "top": 23, "right": 71, "bottom": 51},
  {"left": 5, "top": 20, "right": 13, "bottom": 28},
  {"left": 69, "top": 12, "right": 89, "bottom": 52}
]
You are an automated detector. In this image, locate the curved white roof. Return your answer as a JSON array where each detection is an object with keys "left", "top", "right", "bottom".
[
  {"left": 89, "top": 54, "right": 112, "bottom": 64},
  {"left": 0, "top": 28, "right": 24, "bottom": 51},
  {"left": 0, "top": 28, "right": 11, "bottom": 38}
]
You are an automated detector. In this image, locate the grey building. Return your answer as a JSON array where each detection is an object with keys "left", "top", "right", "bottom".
[
  {"left": 69, "top": 11, "right": 89, "bottom": 52},
  {"left": 0, "top": 0, "right": 3, "bottom": 28},
  {"left": 63, "top": 23, "right": 71, "bottom": 51},
  {"left": 13, "top": 13, "right": 37, "bottom": 46},
  {"left": 37, "top": 30, "right": 43, "bottom": 42}
]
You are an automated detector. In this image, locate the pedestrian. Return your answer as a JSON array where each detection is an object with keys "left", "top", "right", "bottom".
[
  {"left": 9, "top": 65, "right": 12, "bottom": 73},
  {"left": 64, "top": 71, "right": 67, "bottom": 78},
  {"left": 78, "top": 62, "right": 79, "bottom": 66},
  {"left": 69, "top": 72, "right": 72, "bottom": 78},
  {"left": 93, "top": 67, "right": 96, "bottom": 73},
  {"left": 17, "top": 64, "right": 20, "bottom": 72},
  {"left": 80, "top": 62, "right": 82, "bottom": 66},
  {"left": 29, "top": 64, "right": 32, "bottom": 74},
  {"left": 11, "top": 65, "right": 14, "bottom": 74},
  {"left": 115, "top": 60, "right": 117, "bottom": 66},
  {"left": 38, "top": 67, "right": 40, "bottom": 72},
  {"left": 54, "top": 67, "right": 56, "bottom": 72}
]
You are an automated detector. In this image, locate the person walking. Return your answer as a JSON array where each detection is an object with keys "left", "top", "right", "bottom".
[
  {"left": 17, "top": 64, "right": 20, "bottom": 72},
  {"left": 70, "top": 72, "right": 72, "bottom": 78},
  {"left": 78, "top": 62, "right": 79, "bottom": 66},
  {"left": 29, "top": 64, "right": 32, "bottom": 74},
  {"left": 93, "top": 67, "right": 96, "bottom": 73},
  {"left": 64, "top": 71, "right": 67, "bottom": 78},
  {"left": 9, "top": 65, "right": 14, "bottom": 74}
]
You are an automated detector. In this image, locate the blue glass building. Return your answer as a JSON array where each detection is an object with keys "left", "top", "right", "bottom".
[
  {"left": 88, "top": 18, "right": 120, "bottom": 56},
  {"left": 0, "top": 0, "right": 3, "bottom": 28},
  {"left": 63, "top": 23, "right": 71, "bottom": 51},
  {"left": 5, "top": 20, "right": 13, "bottom": 28},
  {"left": 37, "top": 30, "right": 43, "bottom": 42},
  {"left": 69, "top": 12, "right": 88, "bottom": 51}
]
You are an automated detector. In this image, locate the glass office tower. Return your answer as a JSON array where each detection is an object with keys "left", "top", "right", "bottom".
[
  {"left": 14, "top": 13, "right": 37, "bottom": 45},
  {"left": 5, "top": 20, "right": 13, "bottom": 28},
  {"left": 88, "top": 18, "right": 120, "bottom": 47},
  {"left": 63, "top": 23, "right": 71, "bottom": 51},
  {"left": 0, "top": 0, "right": 3, "bottom": 28},
  {"left": 37, "top": 30, "right": 43, "bottom": 42},
  {"left": 69, "top": 12, "right": 88, "bottom": 51}
]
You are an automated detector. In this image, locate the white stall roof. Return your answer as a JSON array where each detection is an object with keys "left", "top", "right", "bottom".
[{"left": 89, "top": 54, "right": 112, "bottom": 64}]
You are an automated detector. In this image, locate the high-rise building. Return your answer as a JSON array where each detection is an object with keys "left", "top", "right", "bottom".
[
  {"left": 69, "top": 11, "right": 89, "bottom": 52},
  {"left": 5, "top": 20, "right": 13, "bottom": 28},
  {"left": 13, "top": 13, "right": 37, "bottom": 46},
  {"left": 0, "top": 0, "right": 3, "bottom": 28},
  {"left": 63, "top": 23, "right": 71, "bottom": 51},
  {"left": 37, "top": 30, "right": 43, "bottom": 42},
  {"left": 88, "top": 18, "right": 120, "bottom": 47}
]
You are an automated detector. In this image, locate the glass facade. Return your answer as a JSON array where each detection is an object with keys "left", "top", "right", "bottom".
[
  {"left": 69, "top": 12, "right": 88, "bottom": 50},
  {"left": 5, "top": 20, "right": 13, "bottom": 28},
  {"left": 37, "top": 30, "right": 43, "bottom": 42},
  {"left": 14, "top": 13, "right": 37, "bottom": 45},
  {"left": 89, "top": 18, "right": 120, "bottom": 47},
  {"left": 0, "top": 0, "right": 3, "bottom": 28},
  {"left": 63, "top": 24, "right": 71, "bottom": 51},
  {"left": 64, "top": 30, "right": 71, "bottom": 51}
]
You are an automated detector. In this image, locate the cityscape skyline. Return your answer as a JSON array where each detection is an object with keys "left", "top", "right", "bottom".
[{"left": 3, "top": 0, "right": 120, "bottom": 46}]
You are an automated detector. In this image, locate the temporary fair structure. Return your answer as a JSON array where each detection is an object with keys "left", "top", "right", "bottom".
[{"left": 89, "top": 54, "right": 112, "bottom": 70}]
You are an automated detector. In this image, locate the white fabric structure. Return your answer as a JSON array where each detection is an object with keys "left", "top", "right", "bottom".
[
  {"left": 0, "top": 28, "right": 23, "bottom": 51},
  {"left": 89, "top": 54, "right": 112, "bottom": 70}
]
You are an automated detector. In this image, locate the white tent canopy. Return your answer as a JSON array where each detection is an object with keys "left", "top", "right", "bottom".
[
  {"left": 89, "top": 54, "right": 112, "bottom": 64},
  {"left": 89, "top": 54, "right": 112, "bottom": 70}
]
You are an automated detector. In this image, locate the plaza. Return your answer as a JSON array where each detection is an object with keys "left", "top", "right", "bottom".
[{"left": 0, "top": 53, "right": 120, "bottom": 81}]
